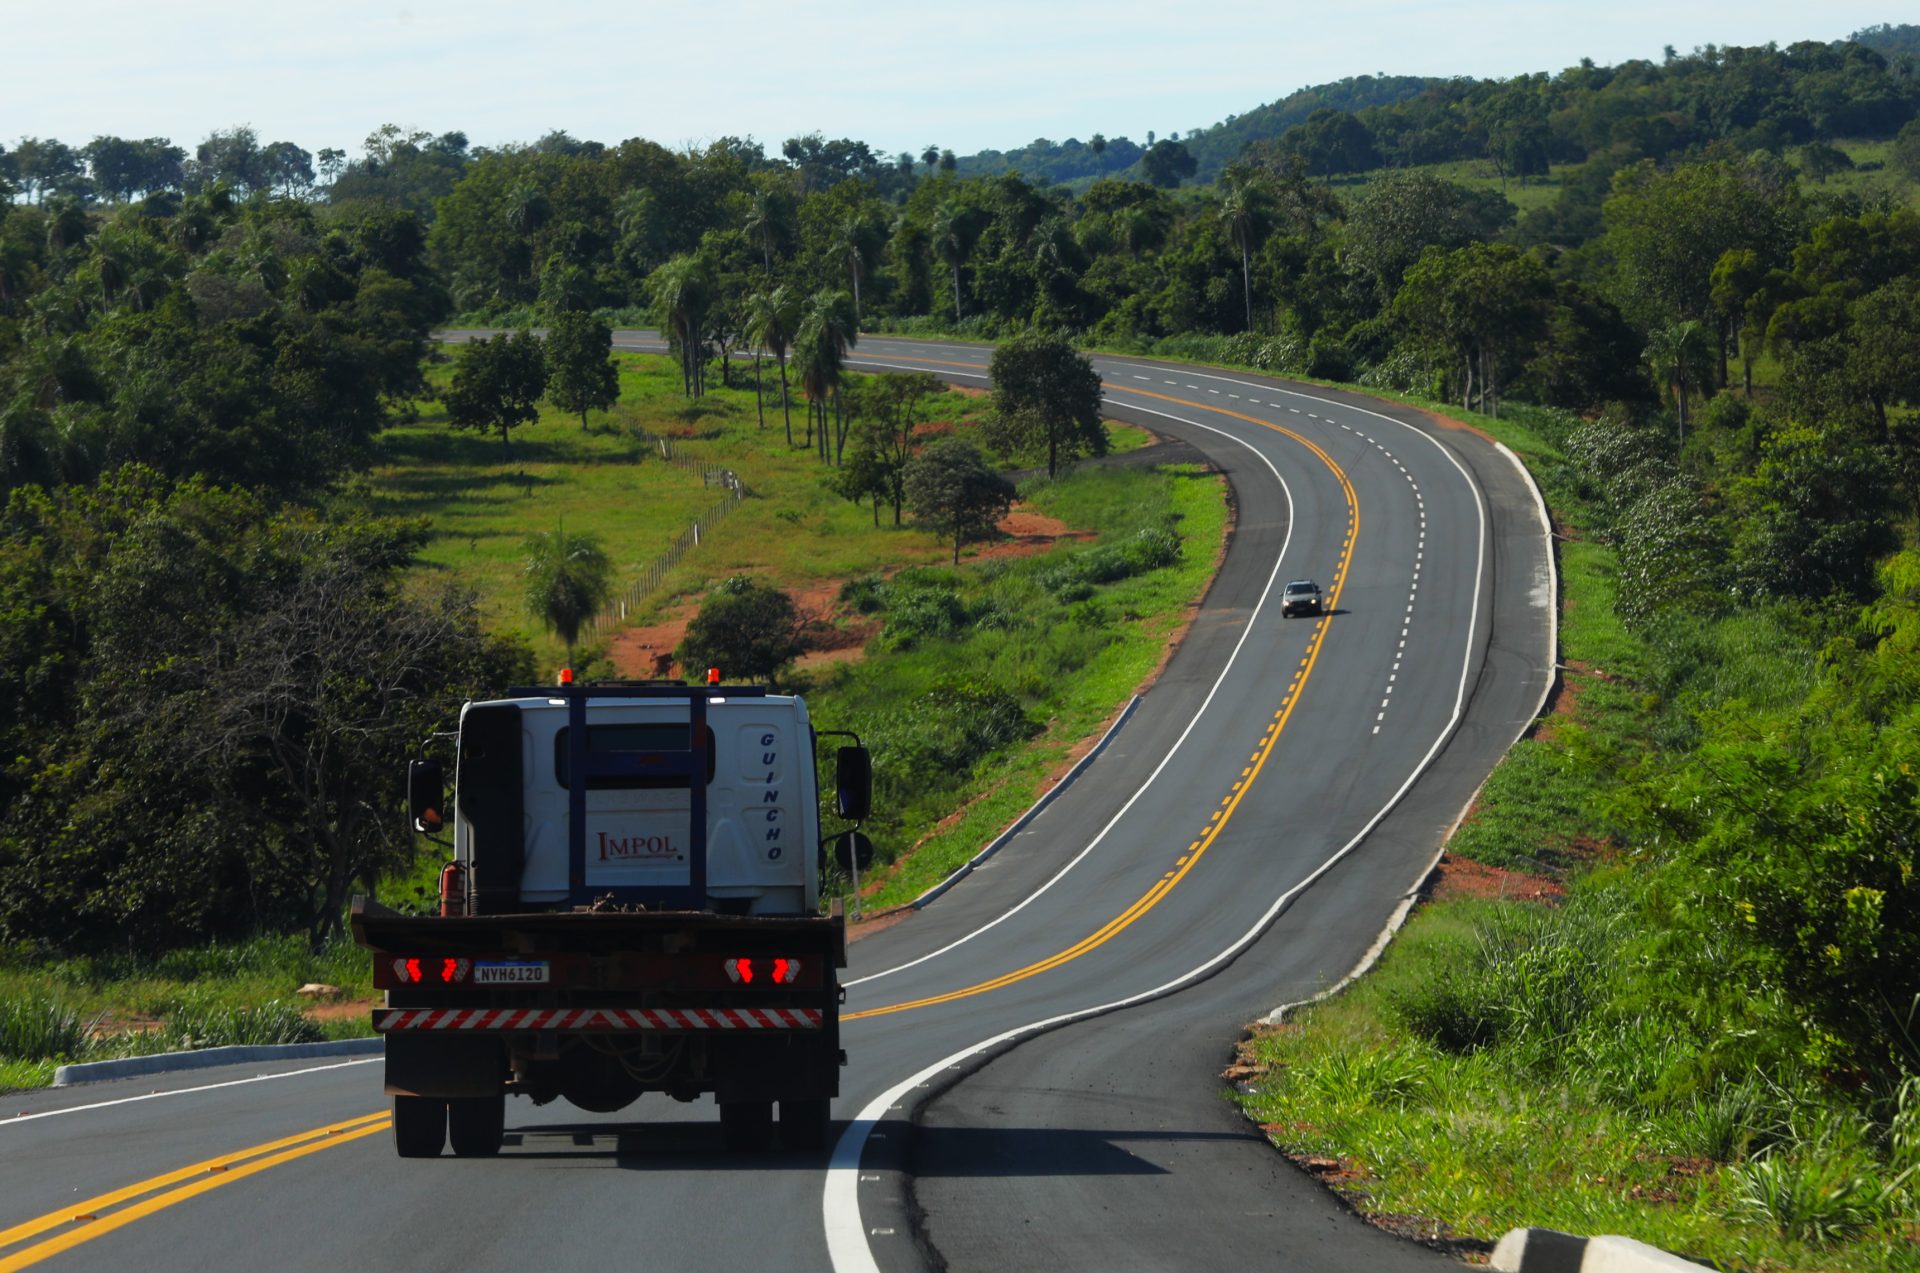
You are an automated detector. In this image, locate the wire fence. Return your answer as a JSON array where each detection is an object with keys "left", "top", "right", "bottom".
[{"left": 576, "top": 461, "right": 746, "bottom": 650}]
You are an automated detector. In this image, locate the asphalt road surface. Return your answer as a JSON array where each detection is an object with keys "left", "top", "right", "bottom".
[{"left": 0, "top": 334, "right": 1553, "bottom": 1273}]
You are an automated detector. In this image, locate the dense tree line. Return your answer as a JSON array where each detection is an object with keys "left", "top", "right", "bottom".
[{"left": 0, "top": 158, "right": 512, "bottom": 953}]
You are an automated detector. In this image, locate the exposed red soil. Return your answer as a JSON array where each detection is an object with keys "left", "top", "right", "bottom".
[
  {"left": 304, "top": 998, "right": 378, "bottom": 1023},
  {"left": 1408, "top": 404, "right": 1497, "bottom": 445},
  {"left": 1527, "top": 656, "right": 1588, "bottom": 745},
  {"left": 1425, "top": 853, "right": 1565, "bottom": 905}
]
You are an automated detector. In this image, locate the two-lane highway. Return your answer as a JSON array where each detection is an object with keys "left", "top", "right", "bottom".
[{"left": 0, "top": 334, "right": 1552, "bottom": 1272}]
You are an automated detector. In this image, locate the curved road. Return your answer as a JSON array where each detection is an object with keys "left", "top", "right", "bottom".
[{"left": 0, "top": 335, "right": 1552, "bottom": 1272}]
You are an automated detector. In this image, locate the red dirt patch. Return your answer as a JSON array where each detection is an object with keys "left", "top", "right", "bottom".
[
  {"left": 1527, "top": 657, "right": 1587, "bottom": 744},
  {"left": 1409, "top": 405, "right": 1496, "bottom": 445},
  {"left": 1426, "top": 852, "right": 1564, "bottom": 905},
  {"left": 304, "top": 998, "right": 377, "bottom": 1024}
]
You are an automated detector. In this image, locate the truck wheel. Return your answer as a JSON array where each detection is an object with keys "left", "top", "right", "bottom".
[
  {"left": 392, "top": 1095, "right": 446, "bottom": 1158},
  {"left": 447, "top": 1095, "right": 505, "bottom": 1158},
  {"left": 780, "top": 1098, "right": 831, "bottom": 1151},
  {"left": 720, "top": 1100, "right": 773, "bottom": 1152}
]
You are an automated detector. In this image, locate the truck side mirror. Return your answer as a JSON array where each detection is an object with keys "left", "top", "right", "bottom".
[
  {"left": 832, "top": 830, "right": 875, "bottom": 873},
  {"left": 408, "top": 759, "right": 446, "bottom": 834},
  {"left": 835, "top": 746, "right": 872, "bottom": 822}
]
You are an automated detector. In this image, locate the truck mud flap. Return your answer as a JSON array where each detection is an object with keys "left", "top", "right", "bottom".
[{"left": 385, "top": 1033, "right": 506, "bottom": 1099}]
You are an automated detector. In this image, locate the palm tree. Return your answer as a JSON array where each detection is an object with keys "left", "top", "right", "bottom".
[
  {"left": 613, "top": 188, "right": 654, "bottom": 271},
  {"left": 743, "top": 188, "right": 779, "bottom": 275},
  {"left": 921, "top": 144, "right": 940, "bottom": 177},
  {"left": 1217, "top": 174, "right": 1264, "bottom": 332},
  {"left": 504, "top": 183, "right": 550, "bottom": 295},
  {"left": 834, "top": 215, "right": 870, "bottom": 320},
  {"left": 505, "top": 182, "right": 551, "bottom": 238},
  {"left": 522, "top": 523, "right": 613, "bottom": 660},
  {"left": 798, "top": 290, "right": 857, "bottom": 461},
  {"left": 650, "top": 255, "right": 713, "bottom": 398},
  {"left": 931, "top": 201, "right": 971, "bottom": 323},
  {"left": 744, "top": 285, "right": 800, "bottom": 444},
  {"left": 1643, "top": 319, "right": 1717, "bottom": 440}
]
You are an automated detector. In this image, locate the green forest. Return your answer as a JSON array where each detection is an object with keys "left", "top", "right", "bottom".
[{"left": 3, "top": 24, "right": 1920, "bottom": 1252}]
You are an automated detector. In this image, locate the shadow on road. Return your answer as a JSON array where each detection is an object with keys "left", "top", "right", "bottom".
[
  {"left": 910, "top": 1122, "right": 1257, "bottom": 1177},
  {"left": 500, "top": 1120, "right": 833, "bottom": 1168}
]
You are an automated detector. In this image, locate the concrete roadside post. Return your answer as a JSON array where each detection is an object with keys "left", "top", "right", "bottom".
[{"left": 1491, "top": 1227, "right": 1713, "bottom": 1272}]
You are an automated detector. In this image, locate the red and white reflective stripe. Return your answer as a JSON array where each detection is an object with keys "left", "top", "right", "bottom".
[{"left": 373, "top": 1007, "right": 823, "bottom": 1032}]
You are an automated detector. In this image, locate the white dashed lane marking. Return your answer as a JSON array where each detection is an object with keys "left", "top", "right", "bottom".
[{"left": 1301, "top": 406, "right": 1428, "bottom": 739}]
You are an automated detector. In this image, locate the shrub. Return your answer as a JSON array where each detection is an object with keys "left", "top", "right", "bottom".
[
  {"left": 838, "top": 574, "right": 888, "bottom": 615},
  {"left": 1731, "top": 1145, "right": 1889, "bottom": 1245},
  {"left": 1660, "top": 1080, "right": 1778, "bottom": 1162},
  {"left": 678, "top": 575, "right": 806, "bottom": 679},
  {"left": 1304, "top": 1046, "right": 1431, "bottom": 1109},
  {"left": 156, "top": 998, "right": 323, "bottom": 1050},
  {"left": 877, "top": 586, "right": 971, "bottom": 651},
  {"left": 1037, "top": 527, "right": 1182, "bottom": 597},
  {"left": 0, "top": 995, "right": 92, "bottom": 1061}
]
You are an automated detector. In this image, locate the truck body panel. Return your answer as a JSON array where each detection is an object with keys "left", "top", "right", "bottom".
[{"left": 356, "top": 682, "right": 859, "bottom": 1155}]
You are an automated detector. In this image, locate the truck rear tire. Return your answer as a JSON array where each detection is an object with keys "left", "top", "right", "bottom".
[
  {"left": 393, "top": 1095, "right": 446, "bottom": 1158},
  {"left": 448, "top": 1094, "right": 505, "bottom": 1157},
  {"left": 780, "top": 1098, "right": 831, "bottom": 1151},
  {"left": 720, "top": 1099, "right": 774, "bottom": 1152}
]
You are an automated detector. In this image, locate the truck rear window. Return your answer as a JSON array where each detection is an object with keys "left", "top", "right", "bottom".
[{"left": 554, "top": 725, "right": 717, "bottom": 790}]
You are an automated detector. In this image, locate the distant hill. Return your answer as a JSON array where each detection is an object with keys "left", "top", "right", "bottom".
[
  {"left": 955, "top": 27, "right": 1920, "bottom": 190},
  {"left": 1173, "top": 75, "right": 1440, "bottom": 179},
  {"left": 954, "top": 74, "right": 1437, "bottom": 186},
  {"left": 1851, "top": 22, "right": 1920, "bottom": 62}
]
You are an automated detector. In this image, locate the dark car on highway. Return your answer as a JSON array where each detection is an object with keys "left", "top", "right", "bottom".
[{"left": 1281, "top": 579, "right": 1323, "bottom": 618}]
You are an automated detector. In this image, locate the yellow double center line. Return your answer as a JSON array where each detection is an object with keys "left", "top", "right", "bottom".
[
  {"left": 0, "top": 1112, "right": 390, "bottom": 1271},
  {"left": 847, "top": 373, "right": 1360, "bottom": 1020}
]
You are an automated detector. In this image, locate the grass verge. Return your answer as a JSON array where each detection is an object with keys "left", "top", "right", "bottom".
[{"left": 0, "top": 935, "right": 374, "bottom": 1093}]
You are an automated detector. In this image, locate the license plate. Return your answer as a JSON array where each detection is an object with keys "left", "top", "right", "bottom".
[{"left": 473, "top": 960, "right": 549, "bottom": 985}]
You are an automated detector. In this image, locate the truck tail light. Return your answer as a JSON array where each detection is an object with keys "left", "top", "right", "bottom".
[
  {"left": 725, "top": 957, "right": 800, "bottom": 985},
  {"left": 392, "top": 957, "right": 471, "bottom": 985}
]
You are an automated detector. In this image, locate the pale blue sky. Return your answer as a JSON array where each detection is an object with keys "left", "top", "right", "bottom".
[{"left": 0, "top": 2, "right": 1905, "bottom": 161}]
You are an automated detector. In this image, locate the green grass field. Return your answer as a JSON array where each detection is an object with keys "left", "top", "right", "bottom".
[{"left": 368, "top": 351, "right": 1030, "bottom": 666}]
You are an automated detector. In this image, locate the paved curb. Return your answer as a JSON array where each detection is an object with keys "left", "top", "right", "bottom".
[
  {"left": 1492, "top": 1228, "right": 1711, "bottom": 1271},
  {"left": 53, "top": 1038, "right": 383, "bottom": 1087},
  {"left": 908, "top": 696, "right": 1143, "bottom": 909},
  {"left": 1495, "top": 440, "right": 1562, "bottom": 721}
]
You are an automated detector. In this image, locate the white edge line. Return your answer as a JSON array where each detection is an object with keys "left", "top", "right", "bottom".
[
  {"left": 3, "top": 1058, "right": 381, "bottom": 1125},
  {"left": 844, "top": 403, "right": 1296, "bottom": 988},
  {"left": 829, "top": 370, "right": 1495, "bottom": 1273}
]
